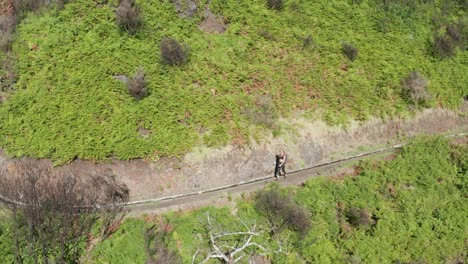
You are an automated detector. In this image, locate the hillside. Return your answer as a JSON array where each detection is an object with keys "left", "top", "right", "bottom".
[
  {"left": 1, "top": 136, "right": 457, "bottom": 263},
  {"left": 0, "top": 0, "right": 467, "bottom": 163}
]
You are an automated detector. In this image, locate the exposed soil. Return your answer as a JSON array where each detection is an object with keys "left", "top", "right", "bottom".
[
  {"left": 199, "top": 7, "right": 226, "bottom": 34},
  {"left": 0, "top": 105, "right": 467, "bottom": 204}
]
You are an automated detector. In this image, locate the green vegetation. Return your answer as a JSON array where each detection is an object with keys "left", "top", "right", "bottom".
[
  {"left": 0, "top": 0, "right": 467, "bottom": 162},
  {"left": 90, "top": 218, "right": 147, "bottom": 263},
  {"left": 0, "top": 211, "right": 15, "bottom": 263},
  {"left": 26, "top": 136, "right": 460, "bottom": 263}
]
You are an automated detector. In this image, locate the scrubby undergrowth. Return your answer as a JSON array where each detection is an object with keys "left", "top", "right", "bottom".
[
  {"left": 75, "top": 136, "right": 468, "bottom": 263},
  {"left": 0, "top": 0, "right": 466, "bottom": 163}
]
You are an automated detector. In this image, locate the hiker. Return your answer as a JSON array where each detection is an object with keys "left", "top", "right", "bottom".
[
  {"left": 274, "top": 150, "right": 287, "bottom": 179},
  {"left": 279, "top": 149, "right": 287, "bottom": 178},
  {"left": 274, "top": 153, "right": 281, "bottom": 179}
]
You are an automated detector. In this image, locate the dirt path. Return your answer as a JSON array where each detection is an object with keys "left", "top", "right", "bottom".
[
  {"left": 1, "top": 105, "right": 467, "bottom": 211},
  {"left": 128, "top": 133, "right": 466, "bottom": 216}
]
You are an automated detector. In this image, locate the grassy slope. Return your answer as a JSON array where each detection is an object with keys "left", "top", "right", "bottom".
[
  {"left": 87, "top": 136, "right": 467, "bottom": 264},
  {"left": 0, "top": 0, "right": 466, "bottom": 163}
]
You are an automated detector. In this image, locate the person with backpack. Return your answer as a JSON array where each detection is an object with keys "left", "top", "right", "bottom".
[{"left": 274, "top": 150, "right": 287, "bottom": 179}]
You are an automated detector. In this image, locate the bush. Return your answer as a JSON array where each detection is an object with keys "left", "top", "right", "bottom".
[
  {"left": 116, "top": 0, "right": 142, "bottom": 35},
  {"left": 433, "top": 21, "right": 467, "bottom": 59},
  {"left": 160, "top": 37, "right": 189, "bottom": 66},
  {"left": 345, "top": 207, "right": 375, "bottom": 228},
  {"left": 127, "top": 67, "right": 148, "bottom": 100},
  {"left": 402, "top": 71, "right": 431, "bottom": 104},
  {"left": 266, "top": 0, "right": 283, "bottom": 10},
  {"left": 434, "top": 35, "right": 456, "bottom": 58},
  {"left": 255, "top": 184, "right": 311, "bottom": 235},
  {"left": 144, "top": 223, "right": 182, "bottom": 264},
  {"left": 342, "top": 42, "right": 358, "bottom": 61}
]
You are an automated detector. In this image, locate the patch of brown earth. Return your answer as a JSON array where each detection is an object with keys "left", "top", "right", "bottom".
[
  {"left": 330, "top": 165, "right": 362, "bottom": 181},
  {"left": 199, "top": 8, "right": 226, "bottom": 34}
]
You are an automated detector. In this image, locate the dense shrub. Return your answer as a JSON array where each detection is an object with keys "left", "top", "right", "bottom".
[
  {"left": 144, "top": 224, "right": 182, "bottom": 264},
  {"left": 433, "top": 21, "right": 467, "bottom": 58},
  {"left": 345, "top": 207, "right": 375, "bottom": 228},
  {"left": 255, "top": 184, "right": 311, "bottom": 234},
  {"left": 116, "top": 0, "right": 142, "bottom": 35},
  {"left": 434, "top": 34, "right": 456, "bottom": 58},
  {"left": 127, "top": 67, "right": 148, "bottom": 100},
  {"left": 401, "top": 71, "right": 431, "bottom": 104},
  {"left": 160, "top": 37, "right": 189, "bottom": 66},
  {"left": 342, "top": 42, "right": 358, "bottom": 61},
  {"left": 266, "top": 0, "right": 283, "bottom": 10}
]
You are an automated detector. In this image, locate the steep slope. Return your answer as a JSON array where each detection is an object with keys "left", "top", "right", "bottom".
[{"left": 0, "top": 0, "right": 466, "bottom": 163}]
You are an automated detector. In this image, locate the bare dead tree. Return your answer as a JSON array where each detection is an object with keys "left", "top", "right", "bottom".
[
  {"left": 192, "top": 212, "right": 285, "bottom": 264},
  {"left": 0, "top": 159, "right": 129, "bottom": 264}
]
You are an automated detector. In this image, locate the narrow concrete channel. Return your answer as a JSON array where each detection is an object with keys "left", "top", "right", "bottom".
[{"left": 128, "top": 133, "right": 466, "bottom": 215}]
